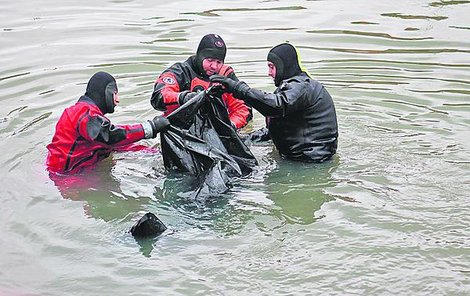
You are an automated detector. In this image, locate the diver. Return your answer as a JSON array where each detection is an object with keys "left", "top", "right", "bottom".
[
  {"left": 210, "top": 43, "right": 338, "bottom": 162},
  {"left": 150, "top": 33, "right": 252, "bottom": 129},
  {"left": 46, "top": 71, "right": 170, "bottom": 174}
]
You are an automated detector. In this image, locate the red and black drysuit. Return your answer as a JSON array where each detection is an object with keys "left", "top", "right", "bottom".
[
  {"left": 150, "top": 55, "right": 252, "bottom": 129},
  {"left": 46, "top": 96, "right": 146, "bottom": 174},
  {"left": 46, "top": 71, "right": 162, "bottom": 174}
]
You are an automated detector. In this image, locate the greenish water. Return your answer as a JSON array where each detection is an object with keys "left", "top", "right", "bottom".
[{"left": 1, "top": 0, "right": 469, "bottom": 295}]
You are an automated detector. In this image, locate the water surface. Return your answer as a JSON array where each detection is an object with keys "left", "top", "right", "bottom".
[{"left": 1, "top": 0, "right": 469, "bottom": 295}]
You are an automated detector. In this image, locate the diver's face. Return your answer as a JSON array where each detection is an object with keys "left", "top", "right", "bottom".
[
  {"left": 113, "top": 91, "right": 120, "bottom": 106},
  {"left": 202, "top": 58, "right": 224, "bottom": 76},
  {"left": 268, "top": 61, "right": 276, "bottom": 81}
]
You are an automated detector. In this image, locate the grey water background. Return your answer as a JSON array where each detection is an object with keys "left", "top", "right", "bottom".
[{"left": 1, "top": 0, "right": 469, "bottom": 294}]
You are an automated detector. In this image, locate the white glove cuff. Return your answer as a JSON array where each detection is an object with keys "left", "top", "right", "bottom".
[{"left": 141, "top": 121, "right": 154, "bottom": 139}]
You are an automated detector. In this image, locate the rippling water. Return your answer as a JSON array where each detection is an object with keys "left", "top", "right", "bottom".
[{"left": 1, "top": 0, "right": 469, "bottom": 295}]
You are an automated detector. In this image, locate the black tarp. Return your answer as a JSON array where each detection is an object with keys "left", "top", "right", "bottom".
[{"left": 160, "top": 87, "right": 258, "bottom": 199}]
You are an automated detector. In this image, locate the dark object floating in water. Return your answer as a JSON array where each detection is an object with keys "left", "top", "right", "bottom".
[{"left": 130, "top": 212, "right": 167, "bottom": 237}]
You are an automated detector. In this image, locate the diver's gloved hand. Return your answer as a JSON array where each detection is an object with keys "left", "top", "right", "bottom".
[
  {"left": 178, "top": 91, "right": 199, "bottom": 105},
  {"left": 142, "top": 116, "right": 170, "bottom": 138},
  {"left": 206, "top": 84, "right": 225, "bottom": 98},
  {"left": 210, "top": 75, "right": 250, "bottom": 99}
]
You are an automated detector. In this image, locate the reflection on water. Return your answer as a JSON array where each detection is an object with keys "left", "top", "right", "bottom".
[
  {"left": 381, "top": 12, "right": 448, "bottom": 21},
  {"left": 187, "top": 6, "right": 307, "bottom": 17},
  {"left": 262, "top": 158, "right": 339, "bottom": 225},
  {"left": 49, "top": 160, "right": 145, "bottom": 222},
  {"left": 158, "top": 172, "right": 253, "bottom": 235},
  {"left": 429, "top": 0, "right": 470, "bottom": 7},
  {"left": 1, "top": 0, "right": 469, "bottom": 294}
]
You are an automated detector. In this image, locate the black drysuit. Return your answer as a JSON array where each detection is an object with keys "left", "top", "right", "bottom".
[
  {"left": 244, "top": 72, "right": 338, "bottom": 162},
  {"left": 211, "top": 43, "right": 338, "bottom": 162}
]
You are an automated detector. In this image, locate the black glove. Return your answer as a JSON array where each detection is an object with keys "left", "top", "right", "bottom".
[
  {"left": 143, "top": 116, "right": 170, "bottom": 138},
  {"left": 210, "top": 75, "right": 250, "bottom": 99},
  {"left": 206, "top": 84, "right": 225, "bottom": 98},
  {"left": 178, "top": 91, "right": 199, "bottom": 105}
]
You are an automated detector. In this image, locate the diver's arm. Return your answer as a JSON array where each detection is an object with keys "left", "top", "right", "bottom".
[
  {"left": 210, "top": 75, "right": 305, "bottom": 118},
  {"left": 150, "top": 63, "right": 189, "bottom": 111}
]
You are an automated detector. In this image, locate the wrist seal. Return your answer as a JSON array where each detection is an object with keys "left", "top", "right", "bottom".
[{"left": 142, "top": 121, "right": 155, "bottom": 139}]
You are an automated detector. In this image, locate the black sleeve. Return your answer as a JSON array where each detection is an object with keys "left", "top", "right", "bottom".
[
  {"left": 85, "top": 115, "right": 128, "bottom": 145},
  {"left": 228, "top": 71, "right": 239, "bottom": 82},
  {"left": 242, "top": 81, "right": 306, "bottom": 118}
]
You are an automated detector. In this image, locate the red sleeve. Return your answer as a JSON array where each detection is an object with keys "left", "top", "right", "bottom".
[
  {"left": 223, "top": 93, "right": 252, "bottom": 129},
  {"left": 156, "top": 72, "right": 181, "bottom": 105},
  {"left": 151, "top": 72, "right": 182, "bottom": 111}
]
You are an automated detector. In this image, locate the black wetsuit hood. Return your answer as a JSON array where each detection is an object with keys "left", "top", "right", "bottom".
[
  {"left": 195, "top": 34, "right": 227, "bottom": 78},
  {"left": 84, "top": 71, "right": 118, "bottom": 114},
  {"left": 267, "top": 43, "right": 303, "bottom": 87}
]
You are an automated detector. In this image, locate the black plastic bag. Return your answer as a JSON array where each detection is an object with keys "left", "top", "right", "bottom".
[{"left": 160, "top": 88, "right": 257, "bottom": 198}]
